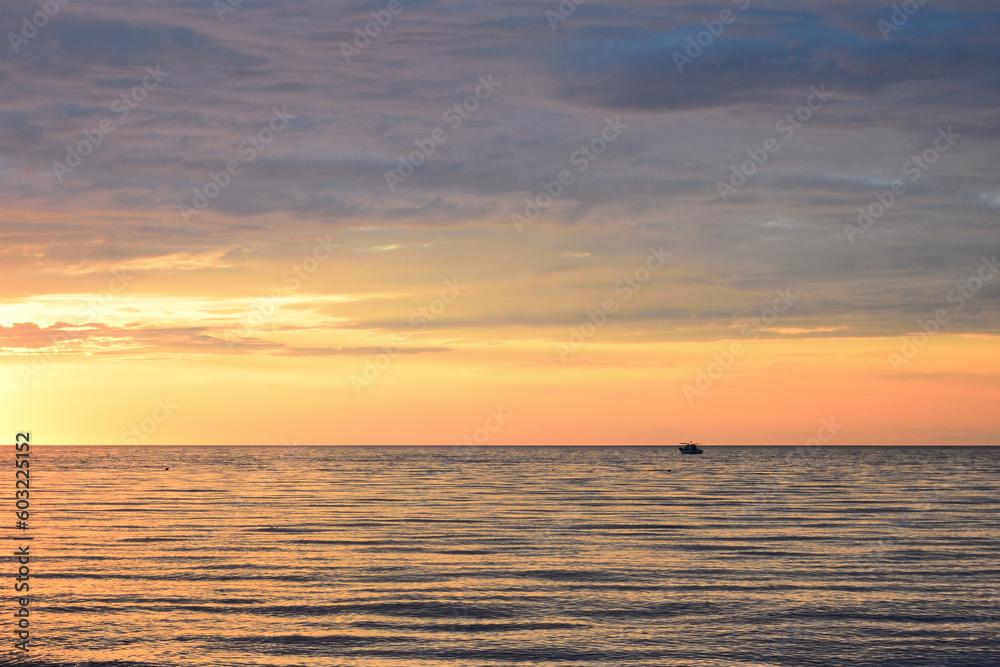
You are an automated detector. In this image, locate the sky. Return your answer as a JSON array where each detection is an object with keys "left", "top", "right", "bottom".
[{"left": 1, "top": 0, "right": 999, "bottom": 445}]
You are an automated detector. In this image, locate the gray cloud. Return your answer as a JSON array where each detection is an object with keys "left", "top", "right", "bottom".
[{"left": 1, "top": 0, "right": 998, "bottom": 338}]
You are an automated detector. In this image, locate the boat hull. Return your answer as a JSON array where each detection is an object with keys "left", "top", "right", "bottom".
[{"left": 679, "top": 450, "right": 703, "bottom": 455}]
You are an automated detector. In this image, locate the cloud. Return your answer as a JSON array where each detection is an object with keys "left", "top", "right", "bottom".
[
  {"left": 0, "top": 321, "right": 453, "bottom": 357},
  {"left": 1, "top": 0, "right": 998, "bottom": 346},
  {"left": 548, "top": 10, "right": 1000, "bottom": 112},
  {"left": 272, "top": 345, "right": 451, "bottom": 356}
]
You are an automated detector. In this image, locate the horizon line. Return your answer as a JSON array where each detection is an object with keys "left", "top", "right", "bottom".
[{"left": 17, "top": 443, "right": 1000, "bottom": 447}]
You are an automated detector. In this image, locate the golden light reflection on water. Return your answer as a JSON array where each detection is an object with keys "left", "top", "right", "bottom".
[{"left": 22, "top": 446, "right": 1000, "bottom": 666}]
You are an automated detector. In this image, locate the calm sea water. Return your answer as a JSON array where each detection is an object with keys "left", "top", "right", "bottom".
[{"left": 7, "top": 446, "right": 999, "bottom": 666}]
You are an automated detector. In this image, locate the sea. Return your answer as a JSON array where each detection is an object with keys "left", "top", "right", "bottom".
[{"left": 6, "top": 445, "right": 999, "bottom": 667}]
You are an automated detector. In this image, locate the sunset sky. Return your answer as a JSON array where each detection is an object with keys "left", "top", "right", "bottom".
[{"left": 2, "top": 0, "right": 998, "bottom": 445}]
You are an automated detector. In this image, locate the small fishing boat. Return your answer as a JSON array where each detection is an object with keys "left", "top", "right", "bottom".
[{"left": 678, "top": 441, "right": 704, "bottom": 455}]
